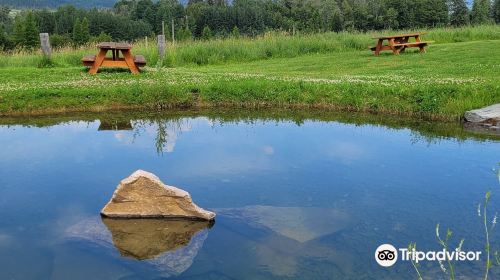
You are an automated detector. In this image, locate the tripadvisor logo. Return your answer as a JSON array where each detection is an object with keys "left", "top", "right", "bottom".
[
  {"left": 375, "top": 243, "right": 482, "bottom": 267},
  {"left": 375, "top": 244, "right": 398, "bottom": 267}
]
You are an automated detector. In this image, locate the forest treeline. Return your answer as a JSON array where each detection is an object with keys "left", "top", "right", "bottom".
[{"left": 0, "top": 0, "right": 499, "bottom": 50}]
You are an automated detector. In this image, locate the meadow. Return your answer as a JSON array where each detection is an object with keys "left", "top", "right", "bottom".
[{"left": 0, "top": 25, "right": 499, "bottom": 118}]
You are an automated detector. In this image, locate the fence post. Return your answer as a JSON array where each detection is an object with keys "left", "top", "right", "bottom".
[
  {"left": 39, "top": 33, "right": 52, "bottom": 58},
  {"left": 157, "top": 35, "right": 166, "bottom": 59}
]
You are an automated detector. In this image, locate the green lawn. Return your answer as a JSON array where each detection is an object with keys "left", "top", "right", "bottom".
[{"left": 0, "top": 39, "right": 499, "bottom": 118}]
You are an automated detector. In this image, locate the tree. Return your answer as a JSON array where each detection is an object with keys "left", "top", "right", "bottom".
[
  {"left": 92, "top": 32, "right": 112, "bottom": 43},
  {"left": 177, "top": 27, "right": 193, "bottom": 41},
  {"left": 231, "top": 25, "right": 240, "bottom": 38},
  {"left": 201, "top": 25, "right": 212, "bottom": 40},
  {"left": 341, "top": 0, "right": 354, "bottom": 31},
  {"left": 319, "top": 0, "right": 342, "bottom": 32},
  {"left": 80, "top": 17, "right": 90, "bottom": 43},
  {"left": 450, "top": 0, "right": 470, "bottom": 26},
  {"left": 385, "top": 8, "right": 399, "bottom": 29},
  {"left": 24, "top": 12, "right": 40, "bottom": 49},
  {"left": 418, "top": 0, "right": 449, "bottom": 27},
  {"left": 72, "top": 18, "right": 83, "bottom": 45},
  {"left": 471, "top": 0, "right": 491, "bottom": 24},
  {"left": 0, "top": 25, "right": 7, "bottom": 50},
  {"left": 11, "top": 16, "right": 25, "bottom": 46},
  {"left": 493, "top": 0, "right": 500, "bottom": 23}
]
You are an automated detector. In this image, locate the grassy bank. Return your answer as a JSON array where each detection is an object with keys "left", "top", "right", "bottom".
[
  {"left": 1, "top": 25, "right": 499, "bottom": 68},
  {"left": 0, "top": 26, "right": 499, "bottom": 118}
]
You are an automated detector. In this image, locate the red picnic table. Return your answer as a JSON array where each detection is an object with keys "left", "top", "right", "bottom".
[{"left": 82, "top": 42, "right": 146, "bottom": 74}]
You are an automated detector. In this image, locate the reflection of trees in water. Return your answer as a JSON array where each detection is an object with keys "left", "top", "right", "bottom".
[{"left": 131, "top": 118, "right": 192, "bottom": 155}]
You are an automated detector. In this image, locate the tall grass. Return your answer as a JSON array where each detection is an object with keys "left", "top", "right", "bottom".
[{"left": 0, "top": 25, "right": 498, "bottom": 68}]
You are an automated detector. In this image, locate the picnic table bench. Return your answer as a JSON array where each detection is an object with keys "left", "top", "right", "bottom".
[
  {"left": 82, "top": 42, "right": 146, "bottom": 74},
  {"left": 370, "top": 33, "right": 433, "bottom": 55}
]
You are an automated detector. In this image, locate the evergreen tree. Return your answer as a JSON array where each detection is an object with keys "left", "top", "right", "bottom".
[
  {"left": 0, "top": 25, "right": 7, "bottom": 50},
  {"left": 471, "top": 0, "right": 491, "bottom": 24},
  {"left": 341, "top": 0, "right": 354, "bottom": 31},
  {"left": 24, "top": 12, "right": 40, "bottom": 49},
  {"left": 202, "top": 25, "right": 212, "bottom": 40},
  {"left": 332, "top": 9, "right": 344, "bottom": 32},
  {"left": 450, "top": 0, "right": 470, "bottom": 26},
  {"left": 72, "top": 18, "right": 82, "bottom": 45},
  {"left": 80, "top": 17, "right": 90, "bottom": 43},
  {"left": 11, "top": 16, "right": 25, "bottom": 46},
  {"left": 419, "top": 0, "right": 449, "bottom": 27},
  {"left": 493, "top": 0, "right": 500, "bottom": 23}
]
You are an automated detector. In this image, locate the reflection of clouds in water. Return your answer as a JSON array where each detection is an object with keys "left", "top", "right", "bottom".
[
  {"left": 328, "top": 142, "right": 365, "bottom": 164},
  {"left": 113, "top": 132, "right": 125, "bottom": 141},
  {"left": 263, "top": 146, "right": 275, "bottom": 155},
  {"left": 163, "top": 133, "right": 177, "bottom": 153}
]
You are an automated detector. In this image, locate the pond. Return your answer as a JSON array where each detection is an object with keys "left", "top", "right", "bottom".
[{"left": 0, "top": 110, "right": 499, "bottom": 280}]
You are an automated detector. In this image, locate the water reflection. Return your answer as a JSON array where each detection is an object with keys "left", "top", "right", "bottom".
[
  {"left": 1, "top": 109, "right": 498, "bottom": 156},
  {"left": 65, "top": 217, "right": 212, "bottom": 277},
  {"left": 98, "top": 119, "right": 133, "bottom": 131},
  {"left": 0, "top": 110, "right": 499, "bottom": 279},
  {"left": 218, "top": 206, "right": 352, "bottom": 243},
  {"left": 102, "top": 218, "right": 213, "bottom": 260}
]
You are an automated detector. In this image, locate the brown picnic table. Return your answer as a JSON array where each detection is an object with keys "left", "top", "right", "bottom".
[
  {"left": 370, "top": 33, "right": 432, "bottom": 55},
  {"left": 82, "top": 42, "right": 146, "bottom": 74}
]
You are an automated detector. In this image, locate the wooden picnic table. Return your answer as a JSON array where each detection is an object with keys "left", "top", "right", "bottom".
[
  {"left": 370, "top": 33, "right": 432, "bottom": 55},
  {"left": 82, "top": 42, "right": 146, "bottom": 74}
]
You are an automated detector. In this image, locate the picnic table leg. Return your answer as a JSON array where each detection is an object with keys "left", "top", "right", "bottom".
[
  {"left": 375, "top": 39, "right": 383, "bottom": 56},
  {"left": 89, "top": 49, "right": 107, "bottom": 75},
  {"left": 388, "top": 38, "right": 400, "bottom": 55},
  {"left": 400, "top": 36, "right": 409, "bottom": 53},
  {"left": 122, "top": 50, "right": 140, "bottom": 74}
]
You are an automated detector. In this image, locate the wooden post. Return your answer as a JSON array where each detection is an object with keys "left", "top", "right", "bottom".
[
  {"left": 157, "top": 35, "right": 166, "bottom": 59},
  {"left": 39, "top": 33, "right": 51, "bottom": 58}
]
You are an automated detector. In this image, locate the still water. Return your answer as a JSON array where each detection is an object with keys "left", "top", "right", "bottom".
[{"left": 0, "top": 110, "right": 499, "bottom": 280}]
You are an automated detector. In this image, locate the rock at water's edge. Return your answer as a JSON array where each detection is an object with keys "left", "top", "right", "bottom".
[
  {"left": 464, "top": 104, "right": 500, "bottom": 126},
  {"left": 101, "top": 170, "right": 215, "bottom": 220}
]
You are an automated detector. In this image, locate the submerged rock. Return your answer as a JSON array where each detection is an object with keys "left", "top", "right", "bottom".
[
  {"left": 464, "top": 104, "right": 500, "bottom": 128},
  {"left": 101, "top": 170, "right": 215, "bottom": 220}
]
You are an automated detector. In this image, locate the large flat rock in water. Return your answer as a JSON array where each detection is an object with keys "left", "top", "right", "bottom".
[
  {"left": 101, "top": 170, "right": 215, "bottom": 220},
  {"left": 464, "top": 104, "right": 500, "bottom": 127}
]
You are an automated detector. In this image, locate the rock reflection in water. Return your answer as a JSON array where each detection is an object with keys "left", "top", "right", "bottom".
[
  {"left": 101, "top": 218, "right": 213, "bottom": 260},
  {"left": 64, "top": 217, "right": 213, "bottom": 277}
]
